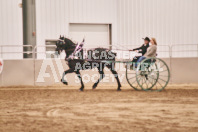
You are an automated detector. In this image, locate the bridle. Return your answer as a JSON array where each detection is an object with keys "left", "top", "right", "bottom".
[{"left": 58, "top": 39, "right": 65, "bottom": 44}]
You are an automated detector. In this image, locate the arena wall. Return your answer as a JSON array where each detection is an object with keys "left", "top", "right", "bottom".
[
  {"left": 0, "top": 60, "right": 34, "bottom": 86},
  {"left": 171, "top": 58, "right": 198, "bottom": 84},
  {"left": 0, "top": 58, "right": 197, "bottom": 87}
]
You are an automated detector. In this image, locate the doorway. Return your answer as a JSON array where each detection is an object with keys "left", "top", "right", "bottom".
[{"left": 69, "top": 23, "right": 112, "bottom": 49}]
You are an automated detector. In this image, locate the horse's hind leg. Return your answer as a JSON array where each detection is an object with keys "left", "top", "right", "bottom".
[
  {"left": 61, "top": 68, "right": 75, "bottom": 85},
  {"left": 92, "top": 67, "right": 105, "bottom": 89},
  {"left": 108, "top": 65, "right": 122, "bottom": 91},
  {"left": 75, "top": 70, "right": 84, "bottom": 91}
]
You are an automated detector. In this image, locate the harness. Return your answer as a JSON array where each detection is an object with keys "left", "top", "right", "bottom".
[{"left": 68, "top": 39, "right": 85, "bottom": 59}]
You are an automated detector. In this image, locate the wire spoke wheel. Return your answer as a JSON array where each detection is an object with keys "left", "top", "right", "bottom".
[
  {"left": 136, "top": 58, "right": 170, "bottom": 91},
  {"left": 126, "top": 63, "right": 142, "bottom": 90}
]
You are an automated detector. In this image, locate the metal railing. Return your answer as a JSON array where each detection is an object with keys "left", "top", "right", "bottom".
[
  {"left": 33, "top": 45, "right": 58, "bottom": 59},
  {"left": 171, "top": 44, "right": 198, "bottom": 57},
  {"left": 0, "top": 45, "right": 33, "bottom": 59},
  {"left": 0, "top": 44, "right": 198, "bottom": 60}
]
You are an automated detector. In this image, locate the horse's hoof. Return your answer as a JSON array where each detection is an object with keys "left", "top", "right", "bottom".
[
  {"left": 79, "top": 88, "right": 84, "bottom": 91},
  {"left": 63, "top": 82, "right": 68, "bottom": 85},
  {"left": 117, "top": 88, "right": 121, "bottom": 91},
  {"left": 61, "top": 79, "right": 68, "bottom": 85},
  {"left": 92, "top": 84, "right": 97, "bottom": 89}
]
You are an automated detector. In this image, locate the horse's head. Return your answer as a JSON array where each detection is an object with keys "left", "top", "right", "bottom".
[
  {"left": 55, "top": 35, "right": 77, "bottom": 58},
  {"left": 55, "top": 35, "right": 66, "bottom": 55}
]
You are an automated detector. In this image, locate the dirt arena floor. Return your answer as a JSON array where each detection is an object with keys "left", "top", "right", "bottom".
[{"left": 0, "top": 84, "right": 198, "bottom": 132}]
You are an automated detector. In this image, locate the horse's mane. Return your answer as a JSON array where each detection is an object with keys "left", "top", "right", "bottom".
[{"left": 64, "top": 37, "right": 77, "bottom": 47}]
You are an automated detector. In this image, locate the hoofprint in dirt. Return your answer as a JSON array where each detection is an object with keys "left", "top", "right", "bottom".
[{"left": 0, "top": 85, "right": 198, "bottom": 132}]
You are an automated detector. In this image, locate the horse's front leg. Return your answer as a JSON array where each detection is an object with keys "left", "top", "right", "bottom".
[{"left": 61, "top": 68, "right": 75, "bottom": 85}]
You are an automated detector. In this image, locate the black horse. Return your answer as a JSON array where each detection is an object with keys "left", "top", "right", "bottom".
[{"left": 56, "top": 35, "right": 121, "bottom": 91}]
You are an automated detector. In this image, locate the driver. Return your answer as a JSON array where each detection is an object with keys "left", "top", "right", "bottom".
[{"left": 130, "top": 37, "right": 150, "bottom": 65}]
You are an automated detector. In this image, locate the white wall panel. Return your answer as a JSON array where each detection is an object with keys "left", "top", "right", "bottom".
[
  {"left": 117, "top": 0, "right": 198, "bottom": 45},
  {"left": 0, "top": 0, "right": 23, "bottom": 59},
  {"left": 116, "top": 0, "right": 198, "bottom": 57},
  {"left": 0, "top": 0, "right": 197, "bottom": 59},
  {"left": 36, "top": 0, "right": 198, "bottom": 46}
]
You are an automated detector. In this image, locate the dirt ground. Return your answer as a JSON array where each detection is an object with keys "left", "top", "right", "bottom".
[{"left": 0, "top": 84, "right": 198, "bottom": 132}]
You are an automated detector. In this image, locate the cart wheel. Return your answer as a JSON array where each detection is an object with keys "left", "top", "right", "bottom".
[
  {"left": 136, "top": 58, "right": 170, "bottom": 91},
  {"left": 126, "top": 63, "right": 142, "bottom": 90}
]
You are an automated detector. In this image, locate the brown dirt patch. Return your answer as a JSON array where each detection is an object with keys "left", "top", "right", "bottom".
[{"left": 0, "top": 85, "right": 198, "bottom": 132}]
